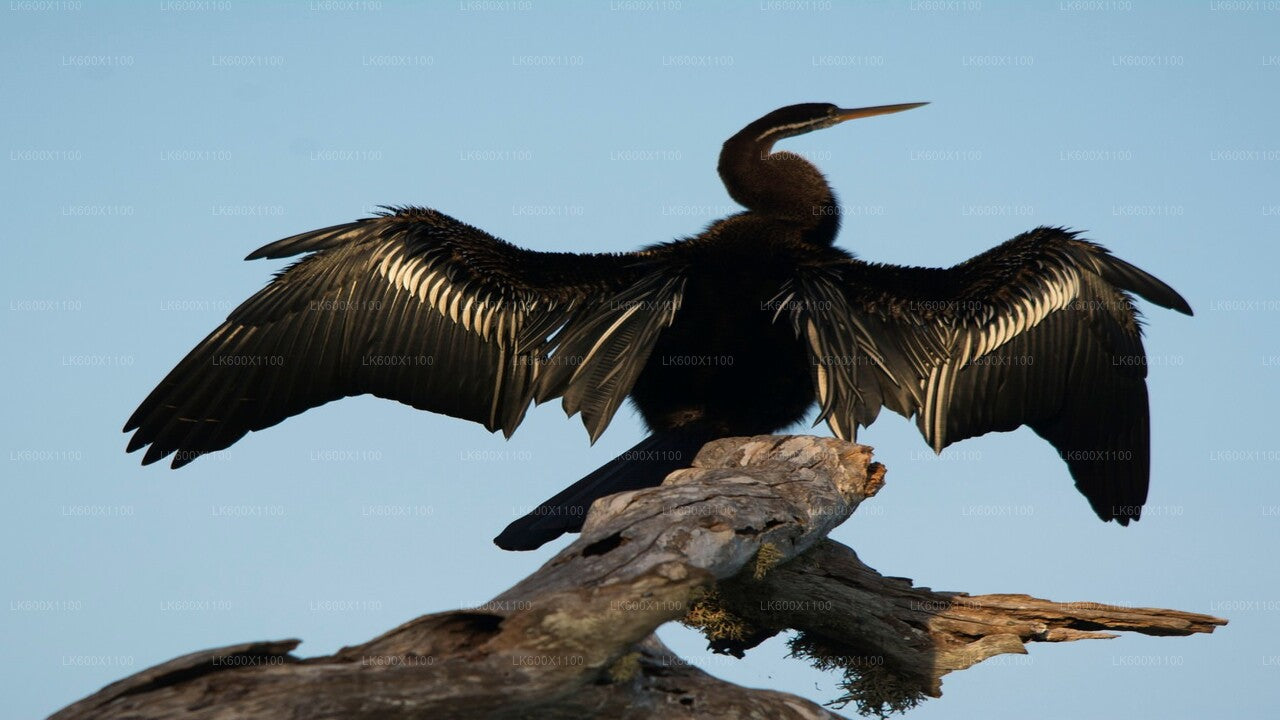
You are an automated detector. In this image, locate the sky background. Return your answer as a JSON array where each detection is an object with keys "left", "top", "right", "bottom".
[{"left": 3, "top": 2, "right": 1278, "bottom": 718}]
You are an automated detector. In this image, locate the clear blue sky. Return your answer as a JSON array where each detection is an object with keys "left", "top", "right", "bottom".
[{"left": 3, "top": 2, "right": 1278, "bottom": 718}]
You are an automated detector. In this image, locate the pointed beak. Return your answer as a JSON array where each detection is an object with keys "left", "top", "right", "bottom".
[{"left": 834, "top": 102, "right": 929, "bottom": 123}]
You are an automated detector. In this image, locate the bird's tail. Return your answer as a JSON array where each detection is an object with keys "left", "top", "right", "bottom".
[{"left": 494, "top": 430, "right": 713, "bottom": 551}]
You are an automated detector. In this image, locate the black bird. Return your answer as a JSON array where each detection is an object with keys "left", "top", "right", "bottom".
[{"left": 124, "top": 102, "right": 1192, "bottom": 550}]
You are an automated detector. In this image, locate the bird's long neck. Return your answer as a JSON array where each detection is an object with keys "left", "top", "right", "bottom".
[{"left": 718, "top": 130, "right": 840, "bottom": 245}]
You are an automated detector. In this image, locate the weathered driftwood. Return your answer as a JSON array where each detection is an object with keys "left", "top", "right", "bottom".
[
  {"left": 713, "top": 538, "right": 1228, "bottom": 709},
  {"left": 51, "top": 435, "right": 1225, "bottom": 720}
]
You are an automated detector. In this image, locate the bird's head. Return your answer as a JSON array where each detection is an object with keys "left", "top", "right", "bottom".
[
  {"left": 719, "top": 101, "right": 928, "bottom": 244},
  {"left": 743, "top": 102, "right": 929, "bottom": 146}
]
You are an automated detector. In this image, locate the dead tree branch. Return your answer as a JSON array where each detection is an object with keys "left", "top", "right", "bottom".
[{"left": 52, "top": 436, "right": 1225, "bottom": 719}]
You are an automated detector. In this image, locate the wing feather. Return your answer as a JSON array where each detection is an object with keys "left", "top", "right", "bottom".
[
  {"left": 125, "top": 206, "right": 684, "bottom": 467},
  {"left": 789, "top": 227, "right": 1190, "bottom": 522}
]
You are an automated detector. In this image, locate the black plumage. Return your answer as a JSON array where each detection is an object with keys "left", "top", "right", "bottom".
[{"left": 124, "top": 102, "right": 1192, "bottom": 550}]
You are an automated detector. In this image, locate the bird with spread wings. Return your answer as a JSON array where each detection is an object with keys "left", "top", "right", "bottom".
[{"left": 125, "top": 103, "right": 1191, "bottom": 550}]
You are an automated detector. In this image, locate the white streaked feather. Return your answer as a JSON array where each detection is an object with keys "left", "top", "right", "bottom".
[
  {"left": 426, "top": 273, "right": 449, "bottom": 308},
  {"left": 377, "top": 248, "right": 399, "bottom": 280},
  {"left": 385, "top": 253, "right": 406, "bottom": 287},
  {"left": 459, "top": 296, "right": 476, "bottom": 332},
  {"left": 448, "top": 285, "right": 465, "bottom": 323},
  {"left": 816, "top": 363, "right": 830, "bottom": 408},
  {"left": 1031, "top": 284, "right": 1048, "bottom": 323},
  {"left": 923, "top": 366, "right": 939, "bottom": 449},
  {"left": 805, "top": 321, "right": 834, "bottom": 404},
  {"left": 569, "top": 302, "right": 644, "bottom": 384},
  {"left": 993, "top": 313, "right": 1009, "bottom": 350},
  {"left": 1014, "top": 296, "right": 1030, "bottom": 334},
  {"left": 405, "top": 260, "right": 430, "bottom": 295},
  {"left": 479, "top": 305, "right": 495, "bottom": 340},
  {"left": 453, "top": 288, "right": 468, "bottom": 322},
  {"left": 414, "top": 271, "right": 439, "bottom": 304},
  {"left": 1045, "top": 272, "right": 1062, "bottom": 310},
  {"left": 967, "top": 266, "right": 1090, "bottom": 364},
  {"left": 931, "top": 366, "right": 946, "bottom": 448},
  {"left": 434, "top": 287, "right": 452, "bottom": 317},
  {"left": 922, "top": 366, "right": 938, "bottom": 429}
]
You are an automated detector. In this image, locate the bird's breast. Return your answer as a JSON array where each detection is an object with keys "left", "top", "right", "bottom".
[{"left": 627, "top": 248, "right": 816, "bottom": 436}]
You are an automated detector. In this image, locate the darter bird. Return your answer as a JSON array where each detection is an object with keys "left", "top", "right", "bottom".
[{"left": 124, "top": 102, "right": 1192, "bottom": 550}]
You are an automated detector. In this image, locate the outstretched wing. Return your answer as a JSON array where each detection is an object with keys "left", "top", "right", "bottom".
[
  {"left": 125, "top": 206, "right": 683, "bottom": 468},
  {"left": 783, "top": 227, "right": 1192, "bottom": 523}
]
